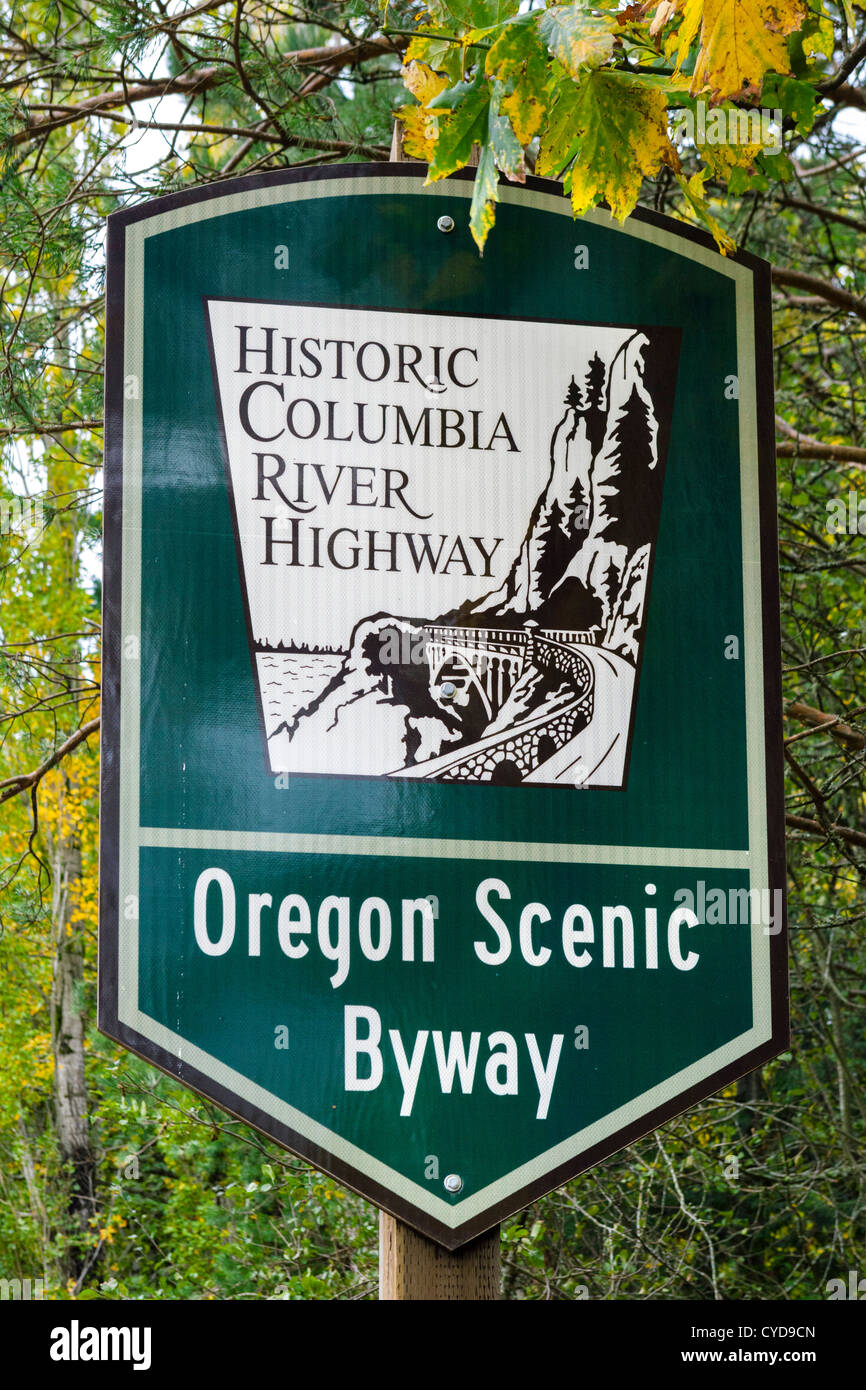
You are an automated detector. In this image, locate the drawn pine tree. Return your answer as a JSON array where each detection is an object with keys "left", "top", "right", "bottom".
[
  {"left": 566, "top": 375, "right": 584, "bottom": 411},
  {"left": 536, "top": 497, "right": 572, "bottom": 595},
  {"left": 603, "top": 555, "right": 621, "bottom": 624},
  {"left": 567, "top": 353, "right": 606, "bottom": 541},
  {"left": 582, "top": 351, "right": 608, "bottom": 459},
  {"left": 599, "top": 384, "right": 656, "bottom": 555}
]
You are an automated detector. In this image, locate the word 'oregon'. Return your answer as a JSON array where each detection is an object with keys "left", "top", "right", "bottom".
[{"left": 191, "top": 869, "right": 702, "bottom": 989}]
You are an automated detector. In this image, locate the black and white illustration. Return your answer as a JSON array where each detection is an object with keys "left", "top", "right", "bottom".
[{"left": 206, "top": 299, "right": 679, "bottom": 788}]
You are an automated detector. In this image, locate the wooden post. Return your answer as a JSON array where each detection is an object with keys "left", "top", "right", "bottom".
[{"left": 379, "top": 1214, "right": 500, "bottom": 1300}]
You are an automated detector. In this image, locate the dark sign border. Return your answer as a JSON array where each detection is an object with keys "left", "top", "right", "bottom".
[{"left": 99, "top": 164, "right": 789, "bottom": 1251}]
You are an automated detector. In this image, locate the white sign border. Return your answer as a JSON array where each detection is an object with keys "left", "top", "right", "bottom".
[{"left": 110, "top": 172, "right": 776, "bottom": 1236}]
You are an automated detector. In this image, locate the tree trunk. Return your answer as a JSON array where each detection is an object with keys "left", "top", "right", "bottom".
[
  {"left": 51, "top": 778, "right": 98, "bottom": 1287},
  {"left": 16, "top": 1115, "right": 52, "bottom": 1284},
  {"left": 735, "top": 1067, "right": 765, "bottom": 1135}
]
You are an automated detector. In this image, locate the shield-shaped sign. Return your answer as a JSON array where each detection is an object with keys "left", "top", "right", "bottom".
[{"left": 100, "top": 166, "right": 788, "bottom": 1249}]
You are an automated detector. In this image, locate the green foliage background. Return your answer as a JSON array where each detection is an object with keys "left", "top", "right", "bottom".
[{"left": 0, "top": 0, "right": 864, "bottom": 1299}]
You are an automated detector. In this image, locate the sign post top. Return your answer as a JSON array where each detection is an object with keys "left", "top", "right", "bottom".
[{"left": 100, "top": 165, "right": 787, "bottom": 1248}]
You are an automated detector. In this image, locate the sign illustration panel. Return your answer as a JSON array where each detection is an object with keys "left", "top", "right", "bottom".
[
  {"left": 207, "top": 301, "right": 677, "bottom": 789},
  {"left": 100, "top": 167, "right": 788, "bottom": 1249}
]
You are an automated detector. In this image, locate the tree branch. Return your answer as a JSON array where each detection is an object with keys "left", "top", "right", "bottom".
[
  {"left": 67, "top": 109, "right": 389, "bottom": 159},
  {"left": 0, "top": 718, "right": 100, "bottom": 805},
  {"left": 823, "top": 81, "right": 866, "bottom": 113},
  {"left": 817, "top": 36, "right": 866, "bottom": 95},
  {"left": 792, "top": 146, "right": 866, "bottom": 179},
  {"left": 786, "top": 813, "right": 866, "bottom": 850},
  {"left": 769, "top": 192, "right": 866, "bottom": 239},
  {"left": 0, "top": 418, "right": 103, "bottom": 438},
  {"left": 776, "top": 439, "right": 866, "bottom": 464},
  {"left": 8, "top": 37, "right": 406, "bottom": 148},
  {"left": 786, "top": 701, "right": 865, "bottom": 751},
  {"left": 775, "top": 415, "right": 866, "bottom": 465},
  {"left": 771, "top": 266, "right": 866, "bottom": 322}
]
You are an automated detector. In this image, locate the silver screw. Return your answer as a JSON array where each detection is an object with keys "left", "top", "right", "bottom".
[
  {"left": 437, "top": 214, "right": 455, "bottom": 234},
  {"left": 440, "top": 681, "right": 457, "bottom": 701},
  {"left": 443, "top": 1173, "right": 463, "bottom": 1194}
]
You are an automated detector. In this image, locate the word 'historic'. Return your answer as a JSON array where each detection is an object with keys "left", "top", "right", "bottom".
[{"left": 226, "top": 324, "right": 520, "bottom": 577}]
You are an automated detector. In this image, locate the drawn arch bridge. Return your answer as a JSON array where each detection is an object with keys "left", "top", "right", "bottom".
[{"left": 426, "top": 631, "right": 525, "bottom": 720}]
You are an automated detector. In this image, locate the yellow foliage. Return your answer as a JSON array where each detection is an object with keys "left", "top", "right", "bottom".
[
  {"left": 402, "top": 58, "right": 448, "bottom": 106},
  {"left": 676, "top": 169, "right": 737, "bottom": 254},
  {"left": 802, "top": 10, "right": 835, "bottom": 57},
  {"left": 501, "top": 86, "right": 545, "bottom": 148},
  {"left": 397, "top": 62, "right": 449, "bottom": 161},
  {"left": 677, "top": 0, "right": 805, "bottom": 100},
  {"left": 566, "top": 75, "right": 675, "bottom": 222},
  {"left": 538, "top": 70, "right": 676, "bottom": 225}
]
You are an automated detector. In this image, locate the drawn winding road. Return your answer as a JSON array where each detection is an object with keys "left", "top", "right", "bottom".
[
  {"left": 525, "top": 645, "right": 636, "bottom": 788},
  {"left": 390, "top": 627, "right": 636, "bottom": 788}
]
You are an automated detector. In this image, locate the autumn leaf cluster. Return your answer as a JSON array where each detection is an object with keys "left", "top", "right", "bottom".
[{"left": 396, "top": 0, "right": 843, "bottom": 250}]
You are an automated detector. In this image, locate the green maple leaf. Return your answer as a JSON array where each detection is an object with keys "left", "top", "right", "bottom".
[
  {"left": 539, "top": 70, "right": 674, "bottom": 221},
  {"left": 538, "top": 4, "right": 617, "bottom": 78},
  {"left": 426, "top": 89, "right": 491, "bottom": 183},
  {"left": 470, "top": 140, "right": 501, "bottom": 252},
  {"left": 485, "top": 18, "right": 551, "bottom": 146}
]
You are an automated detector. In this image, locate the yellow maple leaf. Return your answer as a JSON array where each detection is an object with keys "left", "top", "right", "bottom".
[
  {"left": 397, "top": 61, "right": 449, "bottom": 161},
  {"left": 650, "top": 0, "right": 679, "bottom": 39},
  {"left": 398, "top": 104, "right": 440, "bottom": 160},
  {"left": 676, "top": 169, "right": 737, "bottom": 253},
  {"left": 501, "top": 87, "right": 545, "bottom": 147},
  {"left": 550, "top": 72, "right": 676, "bottom": 222},
  {"left": 699, "top": 127, "right": 764, "bottom": 179},
  {"left": 538, "top": 6, "right": 617, "bottom": 78},
  {"left": 678, "top": 0, "right": 805, "bottom": 101},
  {"left": 401, "top": 60, "right": 448, "bottom": 107},
  {"left": 802, "top": 12, "right": 835, "bottom": 58}
]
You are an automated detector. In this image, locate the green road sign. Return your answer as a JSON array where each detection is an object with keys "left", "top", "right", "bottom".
[{"left": 100, "top": 166, "right": 788, "bottom": 1249}]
